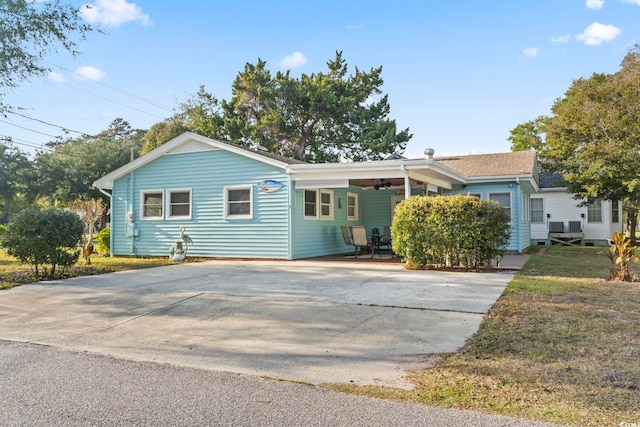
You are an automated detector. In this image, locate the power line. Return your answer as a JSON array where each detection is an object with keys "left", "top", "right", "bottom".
[
  {"left": 57, "top": 80, "right": 167, "bottom": 119},
  {"left": 45, "top": 60, "right": 176, "bottom": 114},
  {"left": 0, "top": 118, "right": 60, "bottom": 138},
  {"left": 6, "top": 110, "right": 91, "bottom": 137}
]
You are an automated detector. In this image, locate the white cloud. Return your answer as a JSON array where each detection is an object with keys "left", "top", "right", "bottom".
[
  {"left": 551, "top": 34, "right": 571, "bottom": 44},
  {"left": 523, "top": 47, "right": 539, "bottom": 59},
  {"left": 276, "top": 51, "right": 307, "bottom": 69},
  {"left": 576, "top": 22, "right": 621, "bottom": 45},
  {"left": 47, "top": 71, "right": 65, "bottom": 84},
  {"left": 73, "top": 66, "right": 107, "bottom": 81},
  {"left": 346, "top": 24, "right": 365, "bottom": 30},
  {"left": 80, "top": 0, "right": 152, "bottom": 27},
  {"left": 620, "top": 0, "right": 640, "bottom": 5},
  {"left": 586, "top": 0, "right": 604, "bottom": 9}
]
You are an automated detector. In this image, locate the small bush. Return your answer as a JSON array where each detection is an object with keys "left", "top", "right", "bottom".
[
  {"left": 0, "top": 208, "right": 84, "bottom": 276},
  {"left": 392, "top": 195, "right": 510, "bottom": 269},
  {"left": 96, "top": 227, "right": 110, "bottom": 255}
]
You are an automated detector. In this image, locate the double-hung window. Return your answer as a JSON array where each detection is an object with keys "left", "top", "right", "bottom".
[
  {"left": 489, "top": 193, "right": 511, "bottom": 220},
  {"left": 587, "top": 198, "right": 603, "bottom": 223},
  {"left": 225, "top": 186, "right": 253, "bottom": 219},
  {"left": 141, "top": 190, "right": 163, "bottom": 220},
  {"left": 530, "top": 198, "right": 544, "bottom": 223},
  {"left": 612, "top": 200, "right": 620, "bottom": 223},
  {"left": 320, "top": 189, "right": 334, "bottom": 220},
  {"left": 304, "top": 189, "right": 318, "bottom": 219},
  {"left": 167, "top": 189, "right": 191, "bottom": 219},
  {"left": 304, "top": 189, "right": 334, "bottom": 220},
  {"left": 347, "top": 192, "right": 358, "bottom": 221}
]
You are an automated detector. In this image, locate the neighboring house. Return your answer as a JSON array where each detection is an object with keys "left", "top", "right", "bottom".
[
  {"left": 530, "top": 173, "right": 623, "bottom": 246},
  {"left": 93, "top": 132, "right": 539, "bottom": 259}
]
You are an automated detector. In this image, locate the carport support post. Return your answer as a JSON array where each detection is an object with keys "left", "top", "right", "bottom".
[{"left": 403, "top": 166, "right": 411, "bottom": 199}]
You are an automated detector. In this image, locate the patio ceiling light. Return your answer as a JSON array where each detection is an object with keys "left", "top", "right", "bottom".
[{"left": 375, "top": 179, "right": 392, "bottom": 190}]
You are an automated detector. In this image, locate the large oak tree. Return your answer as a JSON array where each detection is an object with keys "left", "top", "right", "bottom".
[{"left": 512, "top": 45, "right": 640, "bottom": 241}]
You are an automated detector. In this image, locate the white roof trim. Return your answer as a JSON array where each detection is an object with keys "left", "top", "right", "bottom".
[{"left": 94, "top": 132, "right": 291, "bottom": 189}]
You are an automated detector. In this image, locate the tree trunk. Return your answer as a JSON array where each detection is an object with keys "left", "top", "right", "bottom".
[{"left": 626, "top": 207, "right": 637, "bottom": 245}]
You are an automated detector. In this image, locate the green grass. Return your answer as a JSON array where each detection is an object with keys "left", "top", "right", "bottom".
[
  {"left": 0, "top": 248, "right": 176, "bottom": 289},
  {"left": 324, "top": 246, "right": 640, "bottom": 426}
]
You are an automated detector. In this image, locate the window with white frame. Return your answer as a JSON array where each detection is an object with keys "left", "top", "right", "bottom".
[
  {"left": 224, "top": 186, "right": 253, "bottom": 219},
  {"left": 531, "top": 198, "right": 544, "bottom": 223},
  {"left": 489, "top": 193, "right": 511, "bottom": 220},
  {"left": 347, "top": 192, "right": 358, "bottom": 221},
  {"left": 468, "top": 193, "right": 481, "bottom": 198},
  {"left": 612, "top": 200, "right": 620, "bottom": 223},
  {"left": 141, "top": 190, "right": 163, "bottom": 220},
  {"left": 167, "top": 189, "right": 191, "bottom": 219},
  {"left": 320, "top": 189, "right": 334, "bottom": 220},
  {"left": 304, "top": 189, "right": 318, "bottom": 219},
  {"left": 587, "top": 198, "right": 603, "bottom": 223}
]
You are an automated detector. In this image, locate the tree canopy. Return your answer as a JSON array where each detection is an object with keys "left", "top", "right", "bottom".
[
  {"left": 156, "top": 52, "right": 411, "bottom": 163},
  {"left": 33, "top": 119, "right": 143, "bottom": 205},
  {"left": 510, "top": 44, "right": 640, "bottom": 240},
  {"left": 0, "top": 0, "right": 96, "bottom": 108},
  {"left": 0, "top": 143, "right": 35, "bottom": 222}
]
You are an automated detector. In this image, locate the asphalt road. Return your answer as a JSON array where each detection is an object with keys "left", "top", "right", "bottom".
[{"left": 0, "top": 340, "right": 559, "bottom": 427}]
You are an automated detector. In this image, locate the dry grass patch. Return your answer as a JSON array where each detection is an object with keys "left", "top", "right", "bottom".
[
  {"left": 0, "top": 249, "right": 176, "bottom": 289},
  {"left": 325, "top": 246, "right": 640, "bottom": 426}
]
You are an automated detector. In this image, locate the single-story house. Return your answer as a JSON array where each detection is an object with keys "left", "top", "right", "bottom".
[
  {"left": 530, "top": 173, "right": 623, "bottom": 246},
  {"left": 93, "top": 132, "right": 539, "bottom": 259}
]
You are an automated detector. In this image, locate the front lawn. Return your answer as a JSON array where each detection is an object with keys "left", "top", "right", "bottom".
[
  {"left": 0, "top": 249, "right": 174, "bottom": 290},
  {"left": 325, "top": 246, "right": 640, "bottom": 426}
]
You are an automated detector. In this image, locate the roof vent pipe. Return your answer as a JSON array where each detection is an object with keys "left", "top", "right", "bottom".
[{"left": 424, "top": 148, "right": 435, "bottom": 159}]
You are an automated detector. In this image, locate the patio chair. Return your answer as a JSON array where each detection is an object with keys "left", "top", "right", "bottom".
[
  {"left": 340, "top": 225, "right": 353, "bottom": 246},
  {"left": 379, "top": 225, "right": 392, "bottom": 253},
  {"left": 350, "top": 226, "right": 373, "bottom": 258}
]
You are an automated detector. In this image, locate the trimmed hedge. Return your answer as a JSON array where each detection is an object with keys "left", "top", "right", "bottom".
[{"left": 391, "top": 195, "right": 510, "bottom": 269}]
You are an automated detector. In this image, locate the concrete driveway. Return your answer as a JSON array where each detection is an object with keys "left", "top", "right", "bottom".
[{"left": 0, "top": 260, "right": 514, "bottom": 388}]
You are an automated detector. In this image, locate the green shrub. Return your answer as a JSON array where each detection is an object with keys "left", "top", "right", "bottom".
[
  {"left": 96, "top": 227, "right": 110, "bottom": 255},
  {"left": 391, "top": 195, "right": 510, "bottom": 269},
  {"left": 0, "top": 208, "right": 84, "bottom": 276}
]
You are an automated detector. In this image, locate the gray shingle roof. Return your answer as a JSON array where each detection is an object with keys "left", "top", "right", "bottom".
[{"left": 435, "top": 150, "right": 537, "bottom": 177}]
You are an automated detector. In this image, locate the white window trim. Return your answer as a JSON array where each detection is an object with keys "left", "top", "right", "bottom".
[
  {"left": 612, "top": 200, "right": 620, "bottom": 223},
  {"left": 166, "top": 188, "right": 192, "bottom": 220},
  {"left": 304, "top": 189, "right": 319, "bottom": 220},
  {"left": 320, "top": 189, "right": 334, "bottom": 220},
  {"left": 530, "top": 197, "right": 544, "bottom": 223},
  {"left": 489, "top": 192, "right": 512, "bottom": 221},
  {"left": 224, "top": 185, "right": 253, "bottom": 220},
  {"left": 347, "top": 192, "right": 359, "bottom": 221},
  {"left": 587, "top": 198, "right": 603, "bottom": 223},
  {"left": 140, "top": 189, "right": 164, "bottom": 220}
]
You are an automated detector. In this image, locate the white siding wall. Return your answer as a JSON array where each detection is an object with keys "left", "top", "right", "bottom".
[{"left": 530, "top": 191, "right": 623, "bottom": 244}]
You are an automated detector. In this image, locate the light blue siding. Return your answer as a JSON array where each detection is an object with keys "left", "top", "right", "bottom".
[
  {"left": 111, "top": 149, "right": 290, "bottom": 258},
  {"left": 290, "top": 186, "right": 365, "bottom": 258}
]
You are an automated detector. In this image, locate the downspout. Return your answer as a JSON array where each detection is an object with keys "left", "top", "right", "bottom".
[
  {"left": 97, "top": 187, "right": 113, "bottom": 257},
  {"left": 129, "top": 170, "right": 136, "bottom": 255},
  {"left": 287, "top": 170, "right": 293, "bottom": 260}
]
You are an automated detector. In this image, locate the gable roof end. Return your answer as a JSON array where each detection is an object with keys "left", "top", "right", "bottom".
[{"left": 94, "top": 132, "right": 301, "bottom": 189}]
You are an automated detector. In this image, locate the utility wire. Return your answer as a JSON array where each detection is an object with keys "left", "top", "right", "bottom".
[
  {"left": 57, "top": 80, "right": 166, "bottom": 119},
  {"left": 45, "top": 60, "right": 176, "bottom": 113},
  {"left": 6, "top": 110, "right": 91, "bottom": 137},
  {"left": 0, "top": 118, "right": 60, "bottom": 138}
]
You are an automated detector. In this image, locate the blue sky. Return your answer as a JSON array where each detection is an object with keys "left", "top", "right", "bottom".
[{"left": 2, "top": 0, "right": 640, "bottom": 158}]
